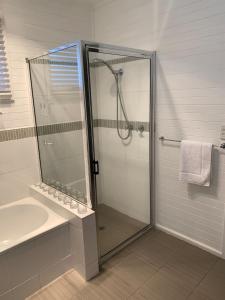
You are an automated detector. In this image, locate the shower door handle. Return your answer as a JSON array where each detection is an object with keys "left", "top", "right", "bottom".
[{"left": 93, "top": 160, "right": 99, "bottom": 175}]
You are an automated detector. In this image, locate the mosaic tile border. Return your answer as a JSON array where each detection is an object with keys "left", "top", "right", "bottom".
[
  {"left": 36, "top": 121, "right": 82, "bottom": 136},
  {"left": 0, "top": 121, "right": 82, "bottom": 143},
  {"left": 0, "top": 119, "right": 149, "bottom": 142},
  {"left": 94, "top": 119, "right": 149, "bottom": 132},
  {"left": 0, "top": 127, "right": 35, "bottom": 142}
]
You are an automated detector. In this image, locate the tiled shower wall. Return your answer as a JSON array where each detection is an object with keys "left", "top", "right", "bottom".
[
  {"left": 94, "top": 0, "right": 225, "bottom": 256},
  {"left": 0, "top": 0, "right": 93, "bottom": 205},
  {"left": 92, "top": 56, "right": 150, "bottom": 224}
]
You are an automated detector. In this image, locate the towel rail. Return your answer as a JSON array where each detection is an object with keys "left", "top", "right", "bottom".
[{"left": 159, "top": 136, "right": 225, "bottom": 149}]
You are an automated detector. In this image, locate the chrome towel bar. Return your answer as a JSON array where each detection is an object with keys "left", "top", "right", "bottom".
[{"left": 159, "top": 136, "right": 225, "bottom": 149}]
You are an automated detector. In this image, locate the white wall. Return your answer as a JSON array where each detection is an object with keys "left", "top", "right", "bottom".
[
  {"left": 94, "top": 0, "right": 225, "bottom": 256},
  {"left": 1, "top": 0, "right": 225, "bottom": 257},
  {"left": 1, "top": 0, "right": 93, "bottom": 129},
  {"left": 90, "top": 52, "right": 150, "bottom": 223},
  {"left": 0, "top": 0, "right": 93, "bottom": 205},
  {"left": 0, "top": 137, "right": 39, "bottom": 206}
]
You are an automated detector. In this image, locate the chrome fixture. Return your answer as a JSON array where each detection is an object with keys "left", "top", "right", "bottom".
[
  {"left": 159, "top": 136, "right": 225, "bottom": 149},
  {"left": 44, "top": 140, "right": 54, "bottom": 145},
  {"left": 93, "top": 58, "right": 131, "bottom": 140},
  {"left": 137, "top": 124, "right": 145, "bottom": 134}
]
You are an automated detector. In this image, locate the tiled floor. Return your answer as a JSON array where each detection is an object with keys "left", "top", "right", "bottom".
[
  {"left": 27, "top": 229, "right": 225, "bottom": 300},
  {"left": 97, "top": 204, "right": 147, "bottom": 256}
]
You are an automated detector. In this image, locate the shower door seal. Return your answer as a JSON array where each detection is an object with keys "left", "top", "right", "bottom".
[{"left": 79, "top": 40, "right": 156, "bottom": 261}]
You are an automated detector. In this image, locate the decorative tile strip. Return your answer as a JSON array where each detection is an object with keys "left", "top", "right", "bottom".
[
  {"left": 95, "top": 119, "right": 149, "bottom": 132},
  {"left": 0, "top": 121, "right": 83, "bottom": 143},
  {"left": 0, "top": 127, "right": 35, "bottom": 142},
  {"left": 36, "top": 121, "right": 82, "bottom": 136},
  {"left": 0, "top": 119, "right": 148, "bottom": 143}
]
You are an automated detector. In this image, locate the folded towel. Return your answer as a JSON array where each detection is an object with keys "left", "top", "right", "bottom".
[{"left": 179, "top": 140, "right": 212, "bottom": 186}]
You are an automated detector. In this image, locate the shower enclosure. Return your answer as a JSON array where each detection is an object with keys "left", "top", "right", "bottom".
[{"left": 28, "top": 41, "right": 155, "bottom": 261}]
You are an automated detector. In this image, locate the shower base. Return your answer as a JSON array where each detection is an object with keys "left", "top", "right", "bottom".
[{"left": 97, "top": 204, "right": 147, "bottom": 256}]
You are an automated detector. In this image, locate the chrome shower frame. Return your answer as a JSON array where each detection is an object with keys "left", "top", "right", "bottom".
[{"left": 78, "top": 41, "right": 156, "bottom": 262}]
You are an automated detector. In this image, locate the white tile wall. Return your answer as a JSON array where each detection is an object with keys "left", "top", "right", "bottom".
[
  {"left": 1, "top": 0, "right": 93, "bottom": 129},
  {"left": 0, "top": 0, "right": 93, "bottom": 206},
  {"left": 69, "top": 213, "right": 99, "bottom": 280},
  {"left": 38, "top": 131, "right": 86, "bottom": 186},
  {"left": 94, "top": 0, "right": 225, "bottom": 256},
  {"left": 0, "top": 3, "right": 96, "bottom": 294},
  {"left": 90, "top": 52, "right": 150, "bottom": 224},
  {"left": 0, "top": 137, "right": 40, "bottom": 206},
  {"left": 96, "top": 128, "right": 150, "bottom": 223}
]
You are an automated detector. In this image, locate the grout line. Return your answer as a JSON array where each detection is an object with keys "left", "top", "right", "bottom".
[{"left": 185, "top": 257, "right": 219, "bottom": 299}]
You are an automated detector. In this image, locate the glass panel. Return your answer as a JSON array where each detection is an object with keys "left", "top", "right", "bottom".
[
  {"left": 30, "top": 45, "right": 89, "bottom": 205},
  {"left": 88, "top": 51, "right": 150, "bottom": 256}
]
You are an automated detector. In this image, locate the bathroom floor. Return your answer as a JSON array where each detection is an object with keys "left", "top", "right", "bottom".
[
  {"left": 27, "top": 229, "right": 225, "bottom": 300},
  {"left": 97, "top": 204, "right": 147, "bottom": 256}
]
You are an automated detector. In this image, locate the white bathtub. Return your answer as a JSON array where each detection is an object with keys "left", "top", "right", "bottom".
[{"left": 0, "top": 197, "right": 68, "bottom": 254}]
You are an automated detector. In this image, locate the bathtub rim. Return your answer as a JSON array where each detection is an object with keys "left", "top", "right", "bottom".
[{"left": 0, "top": 197, "right": 68, "bottom": 256}]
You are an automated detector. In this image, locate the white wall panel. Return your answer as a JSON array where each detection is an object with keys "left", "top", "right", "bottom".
[
  {"left": 0, "top": 0, "right": 93, "bottom": 205},
  {"left": 94, "top": 0, "right": 225, "bottom": 255}
]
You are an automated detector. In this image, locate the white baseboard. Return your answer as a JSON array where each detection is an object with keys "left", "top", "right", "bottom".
[{"left": 156, "top": 223, "right": 223, "bottom": 258}]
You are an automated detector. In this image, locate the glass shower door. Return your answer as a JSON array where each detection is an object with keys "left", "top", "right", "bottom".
[{"left": 87, "top": 49, "right": 152, "bottom": 257}]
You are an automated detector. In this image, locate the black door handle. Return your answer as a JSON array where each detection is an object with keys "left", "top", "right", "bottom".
[{"left": 93, "top": 160, "right": 99, "bottom": 175}]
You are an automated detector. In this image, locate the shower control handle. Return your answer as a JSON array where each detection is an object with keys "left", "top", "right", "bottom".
[
  {"left": 93, "top": 160, "right": 99, "bottom": 175},
  {"left": 44, "top": 140, "right": 54, "bottom": 145},
  {"left": 137, "top": 125, "right": 145, "bottom": 133}
]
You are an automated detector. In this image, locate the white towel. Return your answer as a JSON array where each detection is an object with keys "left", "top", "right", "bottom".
[{"left": 179, "top": 140, "right": 212, "bottom": 186}]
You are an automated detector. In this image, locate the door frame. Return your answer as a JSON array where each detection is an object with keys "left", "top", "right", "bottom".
[{"left": 79, "top": 40, "right": 156, "bottom": 260}]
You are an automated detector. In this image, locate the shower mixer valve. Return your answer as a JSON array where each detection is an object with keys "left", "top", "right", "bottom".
[{"left": 137, "top": 124, "right": 145, "bottom": 133}]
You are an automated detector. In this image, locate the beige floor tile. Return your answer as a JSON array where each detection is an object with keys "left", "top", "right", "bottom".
[
  {"left": 194, "top": 259, "right": 225, "bottom": 300},
  {"left": 111, "top": 253, "right": 158, "bottom": 292},
  {"left": 26, "top": 230, "right": 225, "bottom": 300},
  {"left": 28, "top": 277, "right": 80, "bottom": 300},
  {"left": 103, "top": 248, "right": 133, "bottom": 268},
  {"left": 129, "top": 238, "right": 176, "bottom": 268},
  {"left": 187, "top": 290, "right": 213, "bottom": 300},
  {"left": 130, "top": 267, "right": 195, "bottom": 300},
  {"left": 77, "top": 270, "right": 134, "bottom": 299},
  {"left": 125, "top": 230, "right": 186, "bottom": 269},
  {"left": 165, "top": 244, "right": 218, "bottom": 283},
  {"left": 145, "top": 230, "right": 186, "bottom": 251}
]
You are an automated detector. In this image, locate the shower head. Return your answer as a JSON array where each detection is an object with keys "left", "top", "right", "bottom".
[
  {"left": 92, "top": 58, "right": 123, "bottom": 77},
  {"left": 91, "top": 57, "right": 130, "bottom": 140}
]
